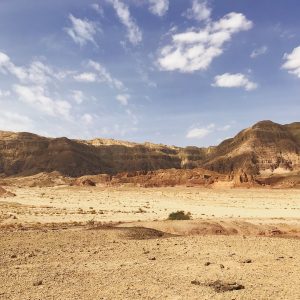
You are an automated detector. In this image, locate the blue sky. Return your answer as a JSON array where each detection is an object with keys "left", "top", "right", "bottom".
[{"left": 0, "top": 0, "right": 299, "bottom": 146}]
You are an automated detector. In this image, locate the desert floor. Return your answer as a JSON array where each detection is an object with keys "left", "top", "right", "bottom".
[{"left": 1, "top": 186, "right": 300, "bottom": 299}]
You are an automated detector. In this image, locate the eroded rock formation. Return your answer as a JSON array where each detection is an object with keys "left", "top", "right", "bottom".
[{"left": 0, "top": 121, "right": 299, "bottom": 179}]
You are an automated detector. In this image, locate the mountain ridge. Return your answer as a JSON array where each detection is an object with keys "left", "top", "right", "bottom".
[{"left": 0, "top": 120, "right": 299, "bottom": 178}]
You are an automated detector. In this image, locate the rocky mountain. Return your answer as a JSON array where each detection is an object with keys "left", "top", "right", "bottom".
[
  {"left": 202, "top": 121, "right": 300, "bottom": 175},
  {"left": 0, "top": 120, "right": 299, "bottom": 178}
]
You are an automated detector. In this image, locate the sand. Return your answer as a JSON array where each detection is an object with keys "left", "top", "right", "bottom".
[{"left": 0, "top": 185, "right": 300, "bottom": 299}]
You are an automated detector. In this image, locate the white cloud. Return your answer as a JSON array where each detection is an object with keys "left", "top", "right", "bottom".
[
  {"left": 74, "top": 72, "right": 97, "bottom": 82},
  {"left": 65, "top": 14, "right": 98, "bottom": 46},
  {"left": 71, "top": 90, "right": 85, "bottom": 104},
  {"left": 74, "top": 61, "right": 125, "bottom": 91},
  {"left": 14, "top": 84, "right": 72, "bottom": 119},
  {"left": 218, "top": 124, "right": 231, "bottom": 131},
  {"left": 81, "top": 113, "right": 93, "bottom": 125},
  {"left": 250, "top": 46, "right": 268, "bottom": 58},
  {"left": 0, "top": 89, "right": 11, "bottom": 98},
  {"left": 108, "top": 0, "right": 142, "bottom": 45},
  {"left": 0, "top": 111, "right": 33, "bottom": 132},
  {"left": 282, "top": 46, "right": 300, "bottom": 78},
  {"left": 184, "top": 0, "right": 211, "bottom": 22},
  {"left": 88, "top": 60, "right": 124, "bottom": 90},
  {"left": 158, "top": 12, "right": 252, "bottom": 73},
  {"left": 0, "top": 51, "right": 68, "bottom": 85},
  {"left": 125, "top": 109, "right": 138, "bottom": 125},
  {"left": 116, "top": 94, "right": 130, "bottom": 106},
  {"left": 149, "top": 0, "right": 169, "bottom": 17},
  {"left": 212, "top": 73, "right": 258, "bottom": 91},
  {"left": 91, "top": 3, "right": 104, "bottom": 15},
  {"left": 186, "top": 123, "right": 215, "bottom": 139}
]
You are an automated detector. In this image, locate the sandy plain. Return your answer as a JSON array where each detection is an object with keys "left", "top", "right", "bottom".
[{"left": 1, "top": 185, "right": 300, "bottom": 299}]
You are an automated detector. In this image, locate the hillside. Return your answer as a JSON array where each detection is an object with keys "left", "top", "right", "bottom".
[
  {"left": 203, "top": 121, "right": 300, "bottom": 175},
  {"left": 0, "top": 120, "right": 299, "bottom": 178}
]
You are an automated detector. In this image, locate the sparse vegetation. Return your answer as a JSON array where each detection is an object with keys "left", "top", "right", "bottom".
[
  {"left": 86, "top": 219, "right": 95, "bottom": 226},
  {"left": 167, "top": 210, "right": 191, "bottom": 220}
]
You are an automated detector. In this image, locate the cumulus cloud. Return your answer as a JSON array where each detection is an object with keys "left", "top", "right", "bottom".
[
  {"left": 212, "top": 73, "right": 257, "bottom": 91},
  {"left": 186, "top": 123, "right": 215, "bottom": 139},
  {"left": 107, "top": 0, "right": 142, "bottom": 45},
  {"left": 250, "top": 46, "right": 268, "bottom": 58},
  {"left": 116, "top": 94, "right": 130, "bottom": 106},
  {"left": 14, "top": 85, "right": 72, "bottom": 119},
  {"left": 158, "top": 12, "right": 252, "bottom": 73},
  {"left": 65, "top": 14, "right": 98, "bottom": 46},
  {"left": 149, "top": 0, "right": 169, "bottom": 17},
  {"left": 282, "top": 46, "right": 300, "bottom": 78},
  {"left": 184, "top": 0, "right": 211, "bottom": 22}
]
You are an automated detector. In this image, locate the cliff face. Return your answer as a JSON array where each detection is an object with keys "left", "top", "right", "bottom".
[
  {"left": 0, "top": 120, "right": 299, "bottom": 177},
  {"left": 0, "top": 131, "right": 208, "bottom": 177},
  {"left": 203, "top": 121, "right": 300, "bottom": 175}
]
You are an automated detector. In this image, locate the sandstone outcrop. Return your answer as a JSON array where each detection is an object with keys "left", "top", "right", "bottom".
[
  {"left": 0, "top": 186, "right": 15, "bottom": 197},
  {"left": 0, "top": 121, "right": 299, "bottom": 179}
]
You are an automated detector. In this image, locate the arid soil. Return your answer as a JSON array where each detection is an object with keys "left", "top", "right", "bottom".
[{"left": 1, "top": 186, "right": 300, "bottom": 299}]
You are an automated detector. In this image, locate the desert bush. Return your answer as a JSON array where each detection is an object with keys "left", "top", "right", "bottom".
[
  {"left": 86, "top": 219, "right": 95, "bottom": 226},
  {"left": 167, "top": 210, "right": 191, "bottom": 220}
]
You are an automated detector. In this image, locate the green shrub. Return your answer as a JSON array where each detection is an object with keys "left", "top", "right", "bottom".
[{"left": 167, "top": 211, "right": 191, "bottom": 220}]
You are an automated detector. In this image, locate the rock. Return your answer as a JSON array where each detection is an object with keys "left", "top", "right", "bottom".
[
  {"left": 0, "top": 120, "right": 299, "bottom": 184},
  {"left": 73, "top": 178, "right": 96, "bottom": 187},
  {"left": 33, "top": 280, "right": 43, "bottom": 286},
  {"left": 191, "top": 280, "right": 201, "bottom": 285},
  {"left": 0, "top": 186, "right": 16, "bottom": 198},
  {"left": 208, "top": 280, "right": 245, "bottom": 293},
  {"left": 204, "top": 262, "right": 211, "bottom": 266},
  {"left": 241, "top": 259, "right": 252, "bottom": 264},
  {"left": 149, "top": 257, "right": 156, "bottom": 261}
]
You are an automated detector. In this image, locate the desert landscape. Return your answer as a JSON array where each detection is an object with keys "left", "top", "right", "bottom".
[
  {"left": 1, "top": 1, "right": 300, "bottom": 299},
  {"left": 1, "top": 120, "right": 300, "bottom": 300}
]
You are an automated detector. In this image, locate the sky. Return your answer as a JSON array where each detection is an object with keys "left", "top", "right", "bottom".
[{"left": 0, "top": 0, "right": 300, "bottom": 147}]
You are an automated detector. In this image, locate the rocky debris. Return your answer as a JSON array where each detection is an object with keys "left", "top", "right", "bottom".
[
  {"left": 0, "top": 171, "right": 71, "bottom": 188},
  {"left": 33, "top": 280, "right": 43, "bottom": 286},
  {"left": 208, "top": 280, "right": 245, "bottom": 293},
  {"left": 72, "top": 178, "right": 96, "bottom": 187},
  {"left": 149, "top": 257, "right": 156, "bottom": 261},
  {"left": 70, "top": 174, "right": 111, "bottom": 187},
  {"left": 110, "top": 168, "right": 225, "bottom": 188},
  {"left": 0, "top": 186, "right": 16, "bottom": 197},
  {"left": 241, "top": 259, "right": 252, "bottom": 264},
  {"left": 233, "top": 170, "right": 255, "bottom": 185}
]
